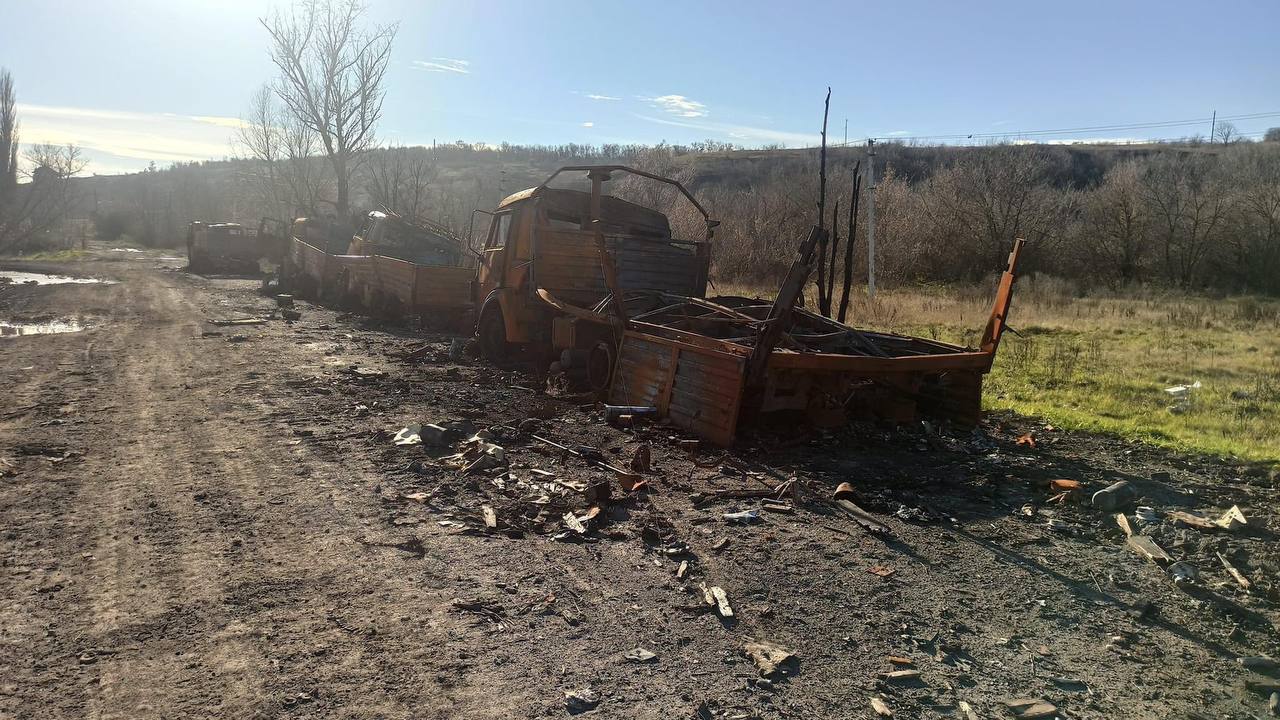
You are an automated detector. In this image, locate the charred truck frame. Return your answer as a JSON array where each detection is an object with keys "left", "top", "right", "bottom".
[{"left": 472, "top": 165, "right": 718, "bottom": 389}]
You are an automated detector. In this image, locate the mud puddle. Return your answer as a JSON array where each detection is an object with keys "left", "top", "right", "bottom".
[
  {"left": 1, "top": 319, "right": 87, "bottom": 337},
  {"left": 0, "top": 270, "right": 113, "bottom": 285}
]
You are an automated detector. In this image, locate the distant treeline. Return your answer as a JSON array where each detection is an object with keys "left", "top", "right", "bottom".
[{"left": 75, "top": 136, "right": 1280, "bottom": 295}]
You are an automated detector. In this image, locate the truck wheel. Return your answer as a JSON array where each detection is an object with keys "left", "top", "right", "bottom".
[
  {"left": 587, "top": 341, "right": 615, "bottom": 395},
  {"left": 478, "top": 304, "right": 511, "bottom": 362}
]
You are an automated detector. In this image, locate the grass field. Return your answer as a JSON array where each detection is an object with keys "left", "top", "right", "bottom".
[{"left": 736, "top": 278, "right": 1280, "bottom": 462}]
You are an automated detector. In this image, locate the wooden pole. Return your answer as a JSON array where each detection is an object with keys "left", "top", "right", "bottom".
[{"left": 826, "top": 198, "right": 839, "bottom": 315}]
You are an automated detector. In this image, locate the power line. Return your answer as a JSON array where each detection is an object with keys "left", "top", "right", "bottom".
[{"left": 833, "top": 110, "right": 1280, "bottom": 145}]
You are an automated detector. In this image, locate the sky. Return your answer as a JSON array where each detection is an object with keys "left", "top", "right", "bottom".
[{"left": 2, "top": 0, "right": 1279, "bottom": 175}]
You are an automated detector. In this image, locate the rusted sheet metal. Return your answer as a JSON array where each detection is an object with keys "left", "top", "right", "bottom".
[
  {"left": 371, "top": 255, "right": 416, "bottom": 307},
  {"left": 604, "top": 238, "right": 1025, "bottom": 445},
  {"left": 609, "top": 330, "right": 745, "bottom": 447},
  {"left": 533, "top": 229, "right": 706, "bottom": 305}
]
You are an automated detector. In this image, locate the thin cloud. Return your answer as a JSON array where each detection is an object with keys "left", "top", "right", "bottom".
[
  {"left": 412, "top": 57, "right": 470, "bottom": 74},
  {"left": 636, "top": 113, "right": 817, "bottom": 147},
  {"left": 190, "top": 115, "right": 247, "bottom": 129},
  {"left": 646, "top": 95, "right": 708, "bottom": 118},
  {"left": 581, "top": 122, "right": 594, "bottom": 128},
  {"left": 886, "top": 130, "right": 909, "bottom": 136},
  {"left": 15, "top": 103, "right": 236, "bottom": 170},
  {"left": 574, "top": 92, "right": 619, "bottom": 101}
]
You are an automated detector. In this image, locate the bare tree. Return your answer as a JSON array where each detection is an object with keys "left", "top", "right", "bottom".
[
  {"left": 1081, "top": 160, "right": 1149, "bottom": 283},
  {"left": 1220, "top": 145, "right": 1280, "bottom": 292},
  {"left": 363, "top": 146, "right": 437, "bottom": 222},
  {"left": 1214, "top": 121, "right": 1239, "bottom": 145},
  {"left": 0, "top": 69, "right": 90, "bottom": 251},
  {"left": 237, "top": 85, "right": 330, "bottom": 219},
  {"left": 1, "top": 69, "right": 18, "bottom": 211},
  {"left": 1143, "top": 154, "right": 1229, "bottom": 287},
  {"left": 261, "top": 0, "right": 397, "bottom": 220}
]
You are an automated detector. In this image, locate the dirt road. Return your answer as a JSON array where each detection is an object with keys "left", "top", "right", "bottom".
[{"left": 2, "top": 253, "right": 1278, "bottom": 719}]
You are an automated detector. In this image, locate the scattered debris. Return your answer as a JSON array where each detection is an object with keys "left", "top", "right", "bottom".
[
  {"left": 879, "top": 669, "right": 922, "bottom": 683},
  {"left": 1218, "top": 553, "right": 1252, "bottom": 591},
  {"left": 1092, "top": 480, "right": 1137, "bottom": 512},
  {"left": 742, "top": 640, "right": 794, "bottom": 676},
  {"left": 1216, "top": 505, "right": 1248, "bottom": 531},
  {"left": 481, "top": 505, "right": 498, "bottom": 529},
  {"left": 1239, "top": 657, "right": 1279, "bottom": 673},
  {"left": 209, "top": 318, "right": 266, "bottom": 326},
  {"left": 1167, "top": 561, "right": 1198, "bottom": 585},
  {"left": 1127, "top": 535, "right": 1173, "bottom": 565},
  {"left": 677, "top": 560, "right": 689, "bottom": 579},
  {"left": 630, "top": 443, "right": 652, "bottom": 472},
  {"left": 1003, "top": 698, "right": 1057, "bottom": 719},
  {"left": 623, "top": 647, "right": 657, "bottom": 663},
  {"left": 1168, "top": 510, "right": 1218, "bottom": 531},
  {"left": 564, "top": 688, "right": 600, "bottom": 714},
  {"left": 393, "top": 424, "right": 423, "bottom": 446},
  {"left": 701, "top": 584, "right": 733, "bottom": 617},
  {"left": 870, "top": 697, "right": 893, "bottom": 717},
  {"left": 1115, "top": 513, "right": 1135, "bottom": 537},
  {"left": 723, "top": 510, "right": 761, "bottom": 524},
  {"left": 1016, "top": 433, "right": 1037, "bottom": 449},
  {"left": 867, "top": 565, "right": 896, "bottom": 578},
  {"left": 958, "top": 700, "right": 979, "bottom": 720}
]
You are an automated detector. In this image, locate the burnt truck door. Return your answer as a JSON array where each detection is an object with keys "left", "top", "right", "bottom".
[{"left": 476, "top": 211, "right": 513, "bottom": 305}]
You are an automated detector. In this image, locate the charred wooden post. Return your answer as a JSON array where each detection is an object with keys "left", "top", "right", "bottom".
[
  {"left": 744, "top": 225, "right": 827, "bottom": 392},
  {"left": 838, "top": 165, "right": 861, "bottom": 324},
  {"left": 814, "top": 88, "right": 832, "bottom": 317}
]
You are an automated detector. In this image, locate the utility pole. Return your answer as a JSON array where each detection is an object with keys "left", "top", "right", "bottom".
[
  {"left": 1210, "top": 110, "right": 1216, "bottom": 143},
  {"left": 843, "top": 119, "right": 848, "bottom": 146},
  {"left": 866, "top": 138, "right": 877, "bottom": 298}
]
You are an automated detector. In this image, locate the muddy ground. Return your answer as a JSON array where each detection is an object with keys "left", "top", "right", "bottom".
[{"left": 2, "top": 249, "right": 1279, "bottom": 720}]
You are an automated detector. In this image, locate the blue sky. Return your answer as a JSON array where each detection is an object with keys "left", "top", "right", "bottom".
[{"left": 2, "top": 0, "right": 1278, "bottom": 174}]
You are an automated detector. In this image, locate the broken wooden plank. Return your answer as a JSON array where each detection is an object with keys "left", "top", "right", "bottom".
[
  {"left": 1218, "top": 552, "right": 1252, "bottom": 591},
  {"left": 1115, "top": 513, "right": 1135, "bottom": 538},
  {"left": 1127, "top": 535, "right": 1172, "bottom": 565},
  {"left": 1168, "top": 510, "right": 1218, "bottom": 531},
  {"left": 835, "top": 498, "right": 892, "bottom": 535},
  {"left": 709, "top": 586, "right": 733, "bottom": 617}
]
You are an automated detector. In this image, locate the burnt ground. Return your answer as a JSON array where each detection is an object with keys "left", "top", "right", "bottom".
[{"left": 2, "top": 250, "right": 1279, "bottom": 720}]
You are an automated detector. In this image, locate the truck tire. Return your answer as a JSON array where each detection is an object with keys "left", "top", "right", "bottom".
[
  {"left": 587, "top": 341, "right": 615, "bottom": 395},
  {"left": 478, "top": 303, "right": 512, "bottom": 362}
]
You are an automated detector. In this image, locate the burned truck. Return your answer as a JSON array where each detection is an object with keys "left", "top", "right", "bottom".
[
  {"left": 283, "top": 210, "right": 474, "bottom": 323},
  {"left": 186, "top": 219, "right": 286, "bottom": 275},
  {"left": 472, "top": 165, "right": 718, "bottom": 385}
]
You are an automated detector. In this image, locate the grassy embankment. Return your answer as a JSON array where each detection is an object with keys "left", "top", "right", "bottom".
[{"left": 754, "top": 279, "right": 1280, "bottom": 462}]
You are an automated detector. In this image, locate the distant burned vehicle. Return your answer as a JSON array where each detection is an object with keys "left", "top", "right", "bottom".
[
  {"left": 186, "top": 219, "right": 287, "bottom": 275},
  {"left": 473, "top": 165, "right": 717, "bottom": 374},
  {"left": 283, "top": 210, "right": 474, "bottom": 323}
]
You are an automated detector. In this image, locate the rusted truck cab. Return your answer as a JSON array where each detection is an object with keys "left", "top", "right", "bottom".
[{"left": 473, "top": 165, "right": 717, "bottom": 379}]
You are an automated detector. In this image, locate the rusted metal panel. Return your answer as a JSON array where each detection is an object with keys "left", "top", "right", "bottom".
[
  {"left": 372, "top": 255, "right": 416, "bottom": 306},
  {"left": 413, "top": 265, "right": 474, "bottom": 310},
  {"left": 533, "top": 229, "right": 707, "bottom": 305},
  {"left": 610, "top": 331, "right": 744, "bottom": 447}
]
